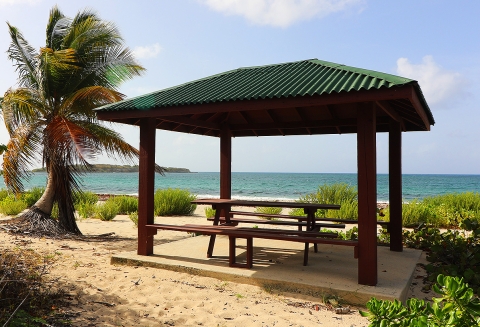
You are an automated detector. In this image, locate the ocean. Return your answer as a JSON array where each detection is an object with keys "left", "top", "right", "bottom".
[{"left": 2, "top": 172, "right": 480, "bottom": 202}]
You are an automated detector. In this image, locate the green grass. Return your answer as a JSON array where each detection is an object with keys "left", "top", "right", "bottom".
[
  {"left": 0, "top": 195, "right": 27, "bottom": 216},
  {"left": 94, "top": 200, "right": 119, "bottom": 221},
  {"left": 73, "top": 191, "right": 98, "bottom": 206},
  {"left": 254, "top": 206, "right": 282, "bottom": 220},
  {"left": 109, "top": 195, "right": 138, "bottom": 214},
  {"left": 204, "top": 207, "right": 216, "bottom": 218},
  {"left": 290, "top": 183, "right": 358, "bottom": 219},
  {"left": 76, "top": 201, "right": 96, "bottom": 219},
  {"left": 129, "top": 211, "right": 138, "bottom": 227},
  {"left": 383, "top": 192, "right": 480, "bottom": 228},
  {"left": 154, "top": 188, "right": 197, "bottom": 216},
  {"left": 21, "top": 187, "right": 45, "bottom": 207}
]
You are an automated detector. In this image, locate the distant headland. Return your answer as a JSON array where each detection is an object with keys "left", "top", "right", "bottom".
[{"left": 31, "top": 164, "right": 191, "bottom": 173}]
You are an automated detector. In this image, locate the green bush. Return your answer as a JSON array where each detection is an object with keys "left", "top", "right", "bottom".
[
  {"left": 0, "top": 189, "right": 9, "bottom": 201},
  {"left": 205, "top": 207, "right": 216, "bottom": 218},
  {"left": 403, "top": 219, "right": 480, "bottom": 295},
  {"left": 94, "top": 201, "right": 119, "bottom": 221},
  {"left": 21, "top": 187, "right": 45, "bottom": 207},
  {"left": 154, "top": 188, "right": 197, "bottom": 216},
  {"left": 109, "top": 195, "right": 138, "bottom": 214},
  {"left": 0, "top": 195, "right": 27, "bottom": 216},
  {"left": 361, "top": 274, "right": 480, "bottom": 327},
  {"left": 73, "top": 191, "right": 98, "bottom": 206},
  {"left": 254, "top": 206, "right": 282, "bottom": 220},
  {"left": 76, "top": 201, "right": 96, "bottom": 219},
  {"left": 129, "top": 211, "right": 138, "bottom": 227},
  {"left": 290, "top": 183, "right": 358, "bottom": 219}
]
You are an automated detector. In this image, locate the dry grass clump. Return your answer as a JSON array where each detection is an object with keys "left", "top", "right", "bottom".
[{"left": 0, "top": 247, "right": 67, "bottom": 326}]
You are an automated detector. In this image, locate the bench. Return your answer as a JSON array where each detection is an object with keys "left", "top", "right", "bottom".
[{"left": 146, "top": 223, "right": 358, "bottom": 268}]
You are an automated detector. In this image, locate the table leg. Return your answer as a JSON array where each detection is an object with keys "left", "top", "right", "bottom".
[
  {"left": 207, "top": 204, "right": 221, "bottom": 257},
  {"left": 303, "top": 242, "right": 309, "bottom": 266}
]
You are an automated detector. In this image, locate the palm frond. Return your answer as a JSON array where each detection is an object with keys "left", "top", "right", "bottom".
[
  {"left": 2, "top": 125, "right": 43, "bottom": 194},
  {"left": 60, "top": 86, "right": 123, "bottom": 118},
  {"left": 6, "top": 23, "right": 39, "bottom": 88},
  {"left": 2, "top": 88, "right": 45, "bottom": 134},
  {"left": 45, "top": 5, "right": 69, "bottom": 50}
]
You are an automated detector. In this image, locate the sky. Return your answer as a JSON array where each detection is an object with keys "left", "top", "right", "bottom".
[{"left": 0, "top": 0, "right": 479, "bottom": 174}]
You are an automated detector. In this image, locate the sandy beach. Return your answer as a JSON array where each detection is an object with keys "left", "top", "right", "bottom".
[{"left": 0, "top": 205, "right": 430, "bottom": 327}]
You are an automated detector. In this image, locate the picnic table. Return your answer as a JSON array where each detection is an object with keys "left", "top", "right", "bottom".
[{"left": 190, "top": 199, "right": 355, "bottom": 267}]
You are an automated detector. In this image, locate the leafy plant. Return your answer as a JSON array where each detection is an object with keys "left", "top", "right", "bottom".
[
  {"left": 76, "top": 201, "right": 97, "bottom": 219},
  {"left": 94, "top": 201, "right": 119, "bottom": 221},
  {"left": 154, "top": 188, "right": 196, "bottom": 216},
  {"left": 403, "top": 219, "right": 480, "bottom": 295},
  {"left": 360, "top": 274, "right": 480, "bottom": 327},
  {"left": 0, "top": 195, "right": 27, "bottom": 216},
  {"left": 254, "top": 206, "right": 281, "bottom": 220},
  {"left": 129, "top": 211, "right": 138, "bottom": 227},
  {"left": 109, "top": 195, "right": 138, "bottom": 214},
  {"left": 21, "top": 187, "right": 45, "bottom": 207},
  {"left": 73, "top": 191, "right": 99, "bottom": 206},
  {"left": 290, "top": 183, "right": 358, "bottom": 219},
  {"left": 0, "top": 189, "right": 9, "bottom": 201},
  {"left": 205, "top": 207, "right": 216, "bottom": 218}
]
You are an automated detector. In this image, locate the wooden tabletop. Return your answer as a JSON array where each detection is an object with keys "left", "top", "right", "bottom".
[{"left": 191, "top": 198, "right": 340, "bottom": 210}]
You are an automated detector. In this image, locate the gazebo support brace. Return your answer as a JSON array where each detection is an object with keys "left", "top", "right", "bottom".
[
  {"left": 138, "top": 118, "right": 156, "bottom": 255},
  {"left": 220, "top": 125, "right": 232, "bottom": 199},
  {"left": 389, "top": 120, "right": 403, "bottom": 252},
  {"left": 357, "top": 103, "right": 378, "bottom": 286}
]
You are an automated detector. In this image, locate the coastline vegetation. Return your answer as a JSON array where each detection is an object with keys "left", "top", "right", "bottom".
[
  {"left": 154, "top": 188, "right": 197, "bottom": 216},
  {"left": 31, "top": 164, "right": 191, "bottom": 174}
]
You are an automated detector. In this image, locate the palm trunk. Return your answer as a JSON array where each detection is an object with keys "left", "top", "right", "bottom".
[{"left": 34, "top": 172, "right": 55, "bottom": 214}]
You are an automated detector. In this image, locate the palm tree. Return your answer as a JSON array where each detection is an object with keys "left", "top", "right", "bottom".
[{"left": 1, "top": 6, "right": 156, "bottom": 235}]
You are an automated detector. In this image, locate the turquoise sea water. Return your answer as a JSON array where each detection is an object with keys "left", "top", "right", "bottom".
[{"left": 2, "top": 172, "right": 480, "bottom": 202}]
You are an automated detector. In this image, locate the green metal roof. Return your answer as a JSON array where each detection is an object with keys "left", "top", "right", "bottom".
[{"left": 96, "top": 58, "right": 434, "bottom": 125}]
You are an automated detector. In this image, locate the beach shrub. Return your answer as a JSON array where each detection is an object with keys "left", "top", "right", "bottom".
[
  {"left": 21, "top": 187, "right": 45, "bottom": 207},
  {"left": 360, "top": 274, "right": 480, "bottom": 327},
  {"left": 403, "top": 219, "right": 480, "bottom": 295},
  {"left": 254, "top": 206, "right": 282, "bottom": 220},
  {"left": 290, "top": 183, "right": 358, "bottom": 219},
  {"left": 154, "top": 188, "right": 196, "bottom": 216},
  {"left": 0, "top": 189, "right": 9, "bottom": 201},
  {"left": 76, "top": 202, "right": 96, "bottom": 219},
  {"left": 129, "top": 211, "right": 138, "bottom": 227},
  {"left": 73, "top": 191, "right": 98, "bottom": 206},
  {"left": 109, "top": 195, "right": 138, "bottom": 214},
  {"left": 383, "top": 192, "right": 480, "bottom": 228},
  {"left": 205, "top": 207, "right": 216, "bottom": 218},
  {"left": 0, "top": 247, "right": 65, "bottom": 326},
  {"left": 0, "top": 195, "right": 27, "bottom": 216},
  {"left": 94, "top": 201, "right": 119, "bottom": 221}
]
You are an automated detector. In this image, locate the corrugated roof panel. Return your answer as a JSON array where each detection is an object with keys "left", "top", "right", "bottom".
[{"left": 96, "top": 58, "right": 433, "bottom": 124}]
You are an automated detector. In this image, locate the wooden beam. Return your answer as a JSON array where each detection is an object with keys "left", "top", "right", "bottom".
[
  {"left": 161, "top": 115, "right": 221, "bottom": 131},
  {"left": 357, "top": 102, "right": 377, "bottom": 286},
  {"left": 238, "top": 111, "right": 258, "bottom": 136},
  {"left": 97, "top": 86, "right": 415, "bottom": 121},
  {"left": 408, "top": 88, "right": 432, "bottom": 131},
  {"left": 293, "top": 107, "right": 312, "bottom": 134},
  {"left": 266, "top": 109, "right": 285, "bottom": 135},
  {"left": 376, "top": 101, "right": 406, "bottom": 131},
  {"left": 327, "top": 105, "right": 342, "bottom": 134},
  {"left": 138, "top": 118, "right": 156, "bottom": 256},
  {"left": 389, "top": 120, "right": 403, "bottom": 252}
]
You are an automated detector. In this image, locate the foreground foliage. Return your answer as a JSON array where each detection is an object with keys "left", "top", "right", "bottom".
[
  {"left": 403, "top": 219, "right": 480, "bottom": 295},
  {"left": 290, "top": 183, "right": 358, "bottom": 219},
  {"left": 361, "top": 274, "right": 480, "bottom": 327},
  {"left": 154, "top": 188, "right": 197, "bottom": 216},
  {"left": 0, "top": 247, "right": 68, "bottom": 326}
]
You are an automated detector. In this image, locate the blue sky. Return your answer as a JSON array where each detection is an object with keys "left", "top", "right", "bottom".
[{"left": 0, "top": 0, "right": 479, "bottom": 174}]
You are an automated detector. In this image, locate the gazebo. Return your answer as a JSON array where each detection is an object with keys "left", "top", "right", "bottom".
[{"left": 96, "top": 59, "right": 434, "bottom": 286}]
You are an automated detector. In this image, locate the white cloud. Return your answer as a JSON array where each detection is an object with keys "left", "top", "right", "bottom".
[
  {"left": 198, "top": 0, "right": 363, "bottom": 28},
  {"left": 0, "top": 0, "right": 40, "bottom": 6},
  {"left": 132, "top": 43, "right": 162, "bottom": 60},
  {"left": 396, "top": 55, "right": 465, "bottom": 106}
]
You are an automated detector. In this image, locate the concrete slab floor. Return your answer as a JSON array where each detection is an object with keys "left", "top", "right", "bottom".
[{"left": 111, "top": 235, "right": 422, "bottom": 306}]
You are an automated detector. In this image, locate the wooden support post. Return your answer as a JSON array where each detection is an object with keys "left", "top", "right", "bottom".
[
  {"left": 220, "top": 125, "right": 232, "bottom": 199},
  {"left": 138, "top": 118, "right": 156, "bottom": 255},
  {"left": 389, "top": 120, "right": 403, "bottom": 252},
  {"left": 357, "top": 103, "right": 378, "bottom": 286}
]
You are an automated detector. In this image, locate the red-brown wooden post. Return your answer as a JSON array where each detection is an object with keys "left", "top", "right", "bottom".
[
  {"left": 220, "top": 125, "right": 232, "bottom": 199},
  {"left": 357, "top": 102, "right": 377, "bottom": 286},
  {"left": 138, "top": 118, "right": 156, "bottom": 255},
  {"left": 389, "top": 120, "right": 403, "bottom": 252}
]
